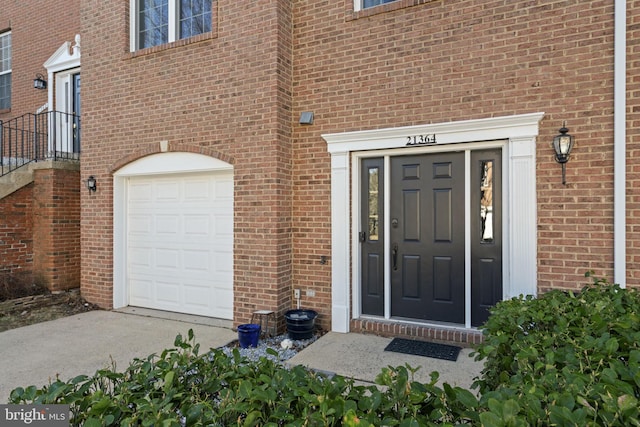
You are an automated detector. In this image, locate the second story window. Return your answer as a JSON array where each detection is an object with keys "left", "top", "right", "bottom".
[
  {"left": 361, "top": 0, "right": 397, "bottom": 9},
  {"left": 131, "top": 0, "right": 212, "bottom": 51},
  {"left": 0, "top": 31, "right": 11, "bottom": 110}
]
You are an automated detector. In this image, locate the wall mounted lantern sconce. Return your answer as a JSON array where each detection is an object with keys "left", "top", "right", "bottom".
[
  {"left": 33, "top": 74, "right": 47, "bottom": 90},
  {"left": 86, "top": 176, "right": 97, "bottom": 193},
  {"left": 299, "top": 111, "right": 314, "bottom": 125},
  {"left": 552, "top": 122, "right": 575, "bottom": 185}
]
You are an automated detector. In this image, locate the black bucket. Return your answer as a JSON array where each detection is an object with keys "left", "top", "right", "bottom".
[{"left": 284, "top": 309, "right": 318, "bottom": 340}]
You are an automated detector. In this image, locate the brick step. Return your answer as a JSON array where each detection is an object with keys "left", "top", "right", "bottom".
[{"left": 351, "top": 318, "right": 484, "bottom": 348}]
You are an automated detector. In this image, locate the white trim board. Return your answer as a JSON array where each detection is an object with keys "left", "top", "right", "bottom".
[{"left": 323, "top": 112, "right": 544, "bottom": 333}]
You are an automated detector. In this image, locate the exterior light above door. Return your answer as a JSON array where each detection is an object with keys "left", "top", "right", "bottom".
[
  {"left": 33, "top": 74, "right": 47, "bottom": 90},
  {"left": 552, "top": 122, "right": 575, "bottom": 185}
]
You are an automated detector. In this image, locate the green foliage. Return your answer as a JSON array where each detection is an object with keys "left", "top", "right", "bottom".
[
  {"left": 9, "top": 276, "right": 640, "bottom": 426},
  {"left": 473, "top": 275, "right": 640, "bottom": 426},
  {"left": 9, "top": 329, "right": 476, "bottom": 426}
]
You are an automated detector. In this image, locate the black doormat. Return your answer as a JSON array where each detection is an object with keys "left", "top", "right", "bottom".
[{"left": 384, "top": 338, "right": 461, "bottom": 361}]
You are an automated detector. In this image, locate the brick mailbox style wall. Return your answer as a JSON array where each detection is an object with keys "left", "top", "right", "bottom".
[{"left": 78, "top": 0, "right": 638, "bottom": 334}]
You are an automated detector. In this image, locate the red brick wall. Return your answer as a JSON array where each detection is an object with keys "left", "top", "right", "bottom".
[
  {"left": 627, "top": 1, "right": 640, "bottom": 285},
  {"left": 0, "top": 0, "right": 80, "bottom": 119},
  {"left": 33, "top": 166, "right": 81, "bottom": 291},
  {"left": 78, "top": 0, "right": 637, "bottom": 332},
  {"left": 291, "top": 0, "right": 626, "bottom": 310},
  {"left": 0, "top": 184, "right": 34, "bottom": 278},
  {"left": 80, "top": 0, "right": 294, "bottom": 323}
]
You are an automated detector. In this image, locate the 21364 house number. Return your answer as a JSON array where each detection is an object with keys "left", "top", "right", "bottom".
[{"left": 406, "top": 134, "right": 437, "bottom": 146}]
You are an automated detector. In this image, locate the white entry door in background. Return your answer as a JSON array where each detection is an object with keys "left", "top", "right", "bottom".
[{"left": 126, "top": 171, "right": 233, "bottom": 319}]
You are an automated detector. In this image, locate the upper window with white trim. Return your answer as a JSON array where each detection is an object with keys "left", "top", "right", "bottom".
[
  {"left": 131, "top": 0, "right": 212, "bottom": 51},
  {"left": 356, "top": 0, "right": 398, "bottom": 11},
  {"left": 0, "top": 31, "right": 11, "bottom": 110},
  {"left": 364, "top": 0, "right": 397, "bottom": 8}
]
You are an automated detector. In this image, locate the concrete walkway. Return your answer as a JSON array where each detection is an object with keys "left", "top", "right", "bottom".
[{"left": 0, "top": 310, "right": 483, "bottom": 403}]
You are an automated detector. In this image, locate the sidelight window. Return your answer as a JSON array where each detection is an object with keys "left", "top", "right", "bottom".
[
  {"left": 479, "top": 160, "right": 494, "bottom": 243},
  {"left": 367, "top": 167, "right": 380, "bottom": 241}
]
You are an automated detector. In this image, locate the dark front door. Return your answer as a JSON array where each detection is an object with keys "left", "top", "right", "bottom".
[{"left": 390, "top": 152, "right": 465, "bottom": 323}]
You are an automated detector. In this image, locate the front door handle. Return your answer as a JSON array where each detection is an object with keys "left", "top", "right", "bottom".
[{"left": 392, "top": 243, "right": 398, "bottom": 271}]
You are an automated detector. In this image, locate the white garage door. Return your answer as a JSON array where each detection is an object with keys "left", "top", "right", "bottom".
[{"left": 126, "top": 171, "right": 233, "bottom": 319}]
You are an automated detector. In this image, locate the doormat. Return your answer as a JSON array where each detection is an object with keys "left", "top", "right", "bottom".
[{"left": 384, "top": 338, "right": 461, "bottom": 361}]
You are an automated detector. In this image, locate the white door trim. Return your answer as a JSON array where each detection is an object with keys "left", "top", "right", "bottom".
[
  {"left": 323, "top": 112, "right": 544, "bottom": 333},
  {"left": 113, "top": 152, "right": 233, "bottom": 310}
]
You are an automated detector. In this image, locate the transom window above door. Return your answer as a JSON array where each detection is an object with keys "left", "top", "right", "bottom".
[{"left": 130, "top": 0, "right": 212, "bottom": 51}]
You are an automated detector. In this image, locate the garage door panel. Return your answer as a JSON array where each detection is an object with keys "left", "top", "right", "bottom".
[
  {"left": 156, "top": 215, "right": 180, "bottom": 235},
  {"left": 129, "top": 247, "right": 152, "bottom": 268},
  {"left": 184, "top": 283, "right": 210, "bottom": 307},
  {"left": 215, "top": 178, "right": 233, "bottom": 198},
  {"left": 130, "top": 279, "right": 152, "bottom": 301},
  {"left": 183, "top": 249, "right": 210, "bottom": 272},
  {"left": 215, "top": 215, "right": 233, "bottom": 237},
  {"left": 184, "top": 179, "right": 211, "bottom": 201},
  {"left": 155, "top": 248, "right": 179, "bottom": 270},
  {"left": 129, "top": 216, "right": 152, "bottom": 235},
  {"left": 129, "top": 182, "right": 153, "bottom": 202},
  {"left": 184, "top": 215, "right": 211, "bottom": 236},
  {"left": 156, "top": 182, "right": 180, "bottom": 201},
  {"left": 214, "top": 250, "right": 233, "bottom": 273},
  {"left": 127, "top": 171, "right": 233, "bottom": 319},
  {"left": 156, "top": 281, "right": 180, "bottom": 305}
]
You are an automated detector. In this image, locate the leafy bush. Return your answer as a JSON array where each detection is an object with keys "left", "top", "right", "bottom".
[
  {"left": 9, "top": 330, "right": 478, "bottom": 426},
  {"left": 9, "top": 277, "right": 640, "bottom": 426},
  {"left": 473, "top": 276, "right": 640, "bottom": 426}
]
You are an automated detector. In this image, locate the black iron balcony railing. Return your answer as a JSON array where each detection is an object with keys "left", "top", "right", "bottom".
[{"left": 0, "top": 111, "right": 81, "bottom": 177}]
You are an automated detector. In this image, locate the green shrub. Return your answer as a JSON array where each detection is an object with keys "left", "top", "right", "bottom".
[
  {"left": 473, "top": 275, "right": 640, "bottom": 426},
  {"left": 10, "top": 276, "right": 640, "bottom": 426},
  {"left": 9, "top": 330, "right": 477, "bottom": 426}
]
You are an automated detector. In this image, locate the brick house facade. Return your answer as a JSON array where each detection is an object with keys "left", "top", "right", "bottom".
[
  {"left": 2, "top": 1, "right": 638, "bottom": 341},
  {"left": 0, "top": 1, "right": 81, "bottom": 292}
]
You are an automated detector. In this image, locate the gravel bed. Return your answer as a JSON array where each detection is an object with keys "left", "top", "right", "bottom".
[{"left": 219, "top": 333, "right": 319, "bottom": 364}]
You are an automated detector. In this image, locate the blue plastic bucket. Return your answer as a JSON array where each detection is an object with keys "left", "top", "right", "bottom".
[{"left": 237, "top": 324, "right": 261, "bottom": 348}]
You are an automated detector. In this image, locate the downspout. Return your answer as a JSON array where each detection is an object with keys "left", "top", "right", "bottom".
[{"left": 614, "top": 0, "right": 626, "bottom": 287}]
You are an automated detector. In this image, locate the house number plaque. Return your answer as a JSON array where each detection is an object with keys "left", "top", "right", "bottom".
[{"left": 406, "top": 134, "right": 437, "bottom": 146}]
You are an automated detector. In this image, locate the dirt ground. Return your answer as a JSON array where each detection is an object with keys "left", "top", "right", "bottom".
[{"left": 0, "top": 290, "right": 98, "bottom": 332}]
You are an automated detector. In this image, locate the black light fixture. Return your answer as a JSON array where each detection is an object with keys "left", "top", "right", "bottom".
[
  {"left": 86, "top": 176, "right": 97, "bottom": 193},
  {"left": 33, "top": 73, "right": 47, "bottom": 90},
  {"left": 552, "top": 122, "right": 575, "bottom": 185}
]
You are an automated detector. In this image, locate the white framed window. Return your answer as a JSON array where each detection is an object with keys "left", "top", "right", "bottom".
[
  {"left": 0, "top": 31, "right": 11, "bottom": 110},
  {"left": 354, "top": 0, "right": 398, "bottom": 12},
  {"left": 130, "top": 0, "right": 212, "bottom": 51}
]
